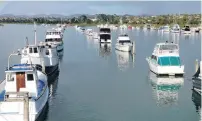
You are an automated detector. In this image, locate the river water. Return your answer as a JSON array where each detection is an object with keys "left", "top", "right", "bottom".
[{"left": 0, "top": 24, "right": 201, "bottom": 121}]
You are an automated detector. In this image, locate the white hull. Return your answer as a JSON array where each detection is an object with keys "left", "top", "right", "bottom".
[
  {"left": 146, "top": 58, "right": 184, "bottom": 76},
  {"left": 115, "top": 44, "right": 132, "bottom": 52},
  {"left": 0, "top": 71, "right": 49, "bottom": 121},
  {"left": 171, "top": 30, "right": 180, "bottom": 33},
  {"left": 183, "top": 31, "right": 191, "bottom": 34},
  {"left": 100, "top": 39, "right": 111, "bottom": 43}
]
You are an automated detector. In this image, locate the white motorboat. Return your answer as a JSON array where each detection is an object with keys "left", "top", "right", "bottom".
[
  {"left": 162, "top": 25, "right": 170, "bottom": 32},
  {"left": 146, "top": 42, "right": 184, "bottom": 76},
  {"left": 21, "top": 43, "right": 59, "bottom": 76},
  {"left": 181, "top": 25, "right": 191, "bottom": 34},
  {"left": 99, "top": 27, "right": 111, "bottom": 43},
  {"left": 45, "top": 28, "right": 64, "bottom": 57},
  {"left": 149, "top": 72, "right": 184, "bottom": 106},
  {"left": 171, "top": 24, "right": 180, "bottom": 33},
  {"left": 0, "top": 53, "right": 49, "bottom": 121},
  {"left": 115, "top": 34, "right": 133, "bottom": 52}
]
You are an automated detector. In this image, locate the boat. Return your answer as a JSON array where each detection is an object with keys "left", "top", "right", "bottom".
[
  {"left": 171, "top": 24, "right": 180, "bottom": 33},
  {"left": 86, "top": 29, "right": 93, "bottom": 36},
  {"left": 192, "top": 61, "right": 201, "bottom": 95},
  {"left": 162, "top": 25, "right": 170, "bottom": 32},
  {"left": 21, "top": 43, "right": 59, "bottom": 76},
  {"left": 99, "top": 27, "right": 111, "bottom": 43},
  {"left": 146, "top": 42, "right": 184, "bottom": 76},
  {"left": 115, "top": 34, "right": 133, "bottom": 52},
  {"left": 149, "top": 72, "right": 184, "bottom": 106},
  {"left": 0, "top": 52, "right": 49, "bottom": 121},
  {"left": 147, "top": 24, "right": 151, "bottom": 30},
  {"left": 181, "top": 25, "right": 191, "bottom": 34},
  {"left": 45, "top": 28, "right": 64, "bottom": 57}
]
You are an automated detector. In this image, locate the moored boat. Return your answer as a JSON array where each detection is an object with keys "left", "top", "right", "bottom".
[
  {"left": 115, "top": 34, "right": 133, "bottom": 52},
  {"left": 146, "top": 42, "right": 184, "bottom": 76},
  {"left": 0, "top": 53, "right": 49, "bottom": 121}
]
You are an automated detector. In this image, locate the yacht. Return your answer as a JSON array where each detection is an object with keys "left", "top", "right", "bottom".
[
  {"left": 21, "top": 43, "right": 59, "bottom": 76},
  {"left": 99, "top": 27, "right": 111, "bottom": 43},
  {"left": 149, "top": 72, "right": 184, "bottom": 106},
  {"left": 45, "top": 28, "right": 64, "bottom": 57},
  {"left": 171, "top": 24, "right": 180, "bottom": 33},
  {"left": 146, "top": 42, "right": 184, "bottom": 76},
  {"left": 115, "top": 34, "right": 133, "bottom": 52},
  {"left": 0, "top": 52, "right": 49, "bottom": 121},
  {"left": 181, "top": 25, "right": 191, "bottom": 34},
  {"left": 162, "top": 25, "right": 170, "bottom": 32}
]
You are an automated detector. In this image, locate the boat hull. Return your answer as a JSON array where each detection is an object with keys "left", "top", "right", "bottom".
[
  {"left": 146, "top": 58, "right": 184, "bottom": 76},
  {"left": 45, "top": 64, "right": 59, "bottom": 76},
  {"left": 115, "top": 44, "right": 132, "bottom": 52},
  {"left": 0, "top": 71, "right": 49, "bottom": 121},
  {"left": 100, "top": 39, "right": 111, "bottom": 43}
]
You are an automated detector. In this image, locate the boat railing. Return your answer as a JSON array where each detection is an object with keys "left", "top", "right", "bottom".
[{"left": 7, "top": 51, "right": 34, "bottom": 71}]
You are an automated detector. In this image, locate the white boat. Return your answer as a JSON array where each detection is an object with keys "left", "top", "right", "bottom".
[
  {"left": 149, "top": 72, "right": 184, "bottom": 106},
  {"left": 45, "top": 28, "right": 64, "bottom": 57},
  {"left": 181, "top": 25, "right": 191, "bottom": 34},
  {"left": 171, "top": 24, "right": 180, "bottom": 33},
  {"left": 21, "top": 43, "right": 59, "bottom": 76},
  {"left": 146, "top": 42, "right": 184, "bottom": 76},
  {"left": 162, "top": 25, "right": 170, "bottom": 32},
  {"left": 115, "top": 34, "right": 133, "bottom": 52},
  {"left": 0, "top": 53, "right": 49, "bottom": 121},
  {"left": 86, "top": 29, "right": 93, "bottom": 36},
  {"left": 99, "top": 27, "right": 111, "bottom": 43}
]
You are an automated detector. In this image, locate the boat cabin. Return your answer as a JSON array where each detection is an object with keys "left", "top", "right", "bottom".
[
  {"left": 118, "top": 34, "right": 131, "bottom": 44},
  {"left": 4, "top": 64, "right": 43, "bottom": 98},
  {"left": 45, "top": 29, "right": 62, "bottom": 42},
  {"left": 100, "top": 28, "right": 111, "bottom": 34},
  {"left": 184, "top": 25, "right": 190, "bottom": 31},
  {"left": 151, "top": 42, "right": 181, "bottom": 66}
]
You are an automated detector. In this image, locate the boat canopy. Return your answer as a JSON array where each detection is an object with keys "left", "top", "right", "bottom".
[
  {"left": 158, "top": 56, "right": 181, "bottom": 66},
  {"left": 100, "top": 28, "right": 111, "bottom": 33}
]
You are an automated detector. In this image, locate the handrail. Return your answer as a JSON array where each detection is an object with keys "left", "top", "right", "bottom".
[{"left": 7, "top": 51, "right": 33, "bottom": 71}]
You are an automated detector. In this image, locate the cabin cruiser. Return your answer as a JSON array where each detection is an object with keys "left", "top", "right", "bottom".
[
  {"left": 115, "top": 34, "right": 133, "bottom": 52},
  {"left": 0, "top": 53, "right": 49, "bottom": 121},
  {"left": 21, "top": 43, "right": 59, "bottom": 76},
  {"left": 45, "top": 28, "right": 64, "bottom": 57},
  {"left": 146, "top": 42, "right": 184, "bottom": 76},
  {"left": 181, "top": 25, "right": 191, "bottom": 34},
  {"left": 149, "top": 72, "right": 184, "bottom": 106},
  {"left": 147, "top": 24, "right": 151, "bottom": 30},
  {"left": 171, "top": 24, "right": 180, "bottom": 33},
  {"left": 162, "top": 25, "right": 170, "bottom": 32},
  {"left": 99, "top": 27, "right": 111, "bottom": 43}
]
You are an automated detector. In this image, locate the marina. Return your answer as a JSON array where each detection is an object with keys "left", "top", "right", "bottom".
[{"left": 0, "top": 23, "right": 200, "bottom": 121}]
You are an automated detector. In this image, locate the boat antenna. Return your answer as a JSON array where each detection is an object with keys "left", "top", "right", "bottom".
[{"left": 34, "top": 22, "right": 37, "bottom": 45}]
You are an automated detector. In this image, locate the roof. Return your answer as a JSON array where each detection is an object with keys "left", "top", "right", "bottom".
[{"left": 6, "top": 64, "right": 34, "bottom": 72}]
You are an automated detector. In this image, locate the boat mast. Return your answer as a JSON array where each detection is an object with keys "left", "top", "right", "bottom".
[{"left": 34, "top": 22, "right": 37, "bottom": 45}]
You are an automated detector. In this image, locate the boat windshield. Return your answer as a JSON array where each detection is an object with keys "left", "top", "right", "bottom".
[
  {"left": 100, "top": 34, "right": 110, "bottom": 40},
  {"left": 45, "top": 38, "right": 62, "bottom": 42},
  {"left": 159, "top": 44, "right": 178, "bottom": 51},
  {"left": 100, "top": 28, "right": 111, "bottom": 33},
  {"left": 158, "top": 56, "right": 181, "bottom": 66},
  {"left": 119, "top": 40, "right": 131, "bottom": 43}
]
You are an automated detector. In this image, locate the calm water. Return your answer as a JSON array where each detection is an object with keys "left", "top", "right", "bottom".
[{"left": 0, "top": 24, "right": 201, "bottom": 121}]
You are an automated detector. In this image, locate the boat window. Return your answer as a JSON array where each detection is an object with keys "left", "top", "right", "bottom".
[
  {"left": 7, "top": 74, "right": 14, "bottom": 82},
  {"left": 29, "top": 48, "right": 32, "bottom": 53},
  {"left": 119, "top": 40, "right": 131, "bottom": 43},
  {"left": 34, "top": 48, "right": 38, "bottom": 53},
  {"left": 27, "top": 74, "right": 34, "bottom": 81},
  {"left": 100, "top": 34, "right": 110, "bottom": 40},
  {"left": 158, "top": 56, "right": 181, "bottom": 66},
  {"left": 46, "top": 50, "right": 49, "bottom": 55}
]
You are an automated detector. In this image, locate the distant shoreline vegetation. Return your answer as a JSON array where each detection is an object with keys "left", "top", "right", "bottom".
[{"left": 0, "top": 14, "right": 201, "bottom": 27}]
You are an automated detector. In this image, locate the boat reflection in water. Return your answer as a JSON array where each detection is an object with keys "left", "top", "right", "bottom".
[
  {"left": 99, "top": 43, "right": 111, "bottom": 58},
  {"left": 115, "top": 50, "right": 134, "bottom": 71},
  {"left": 149, "top": 72, "right": 184, "bottom": 107},
  {"left": 192, "top": 88, "right": 201, "bottom": 114}
]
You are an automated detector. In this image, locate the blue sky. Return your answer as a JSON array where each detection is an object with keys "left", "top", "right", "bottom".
[{"left": 0, "top": 1, "right": 201, "bottom": 15}]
